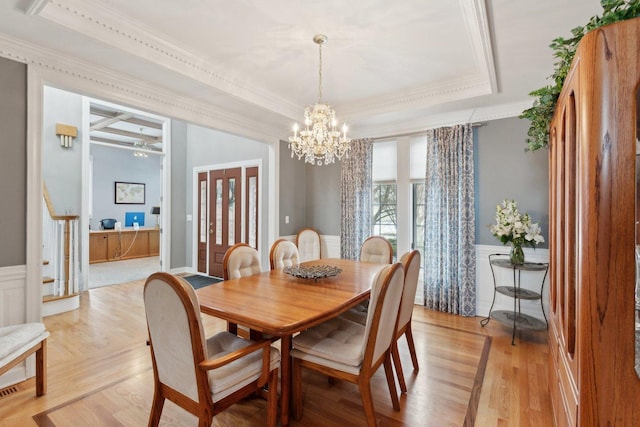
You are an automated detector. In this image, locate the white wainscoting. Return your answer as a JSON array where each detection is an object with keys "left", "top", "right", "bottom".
[
  {"left": 475, "top": 244, "right": 550, "bottom": 320},
  {"left": 0, "top": 264, "right": 32, "bottom": 389}
]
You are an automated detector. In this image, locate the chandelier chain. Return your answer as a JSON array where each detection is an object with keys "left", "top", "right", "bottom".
[{"left": 318, "top": 42, "right": 323, "bottom": 103}]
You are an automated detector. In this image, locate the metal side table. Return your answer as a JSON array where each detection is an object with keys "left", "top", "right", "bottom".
[{"left": 480, "top": 253, "right": 549, "bottom": 345}]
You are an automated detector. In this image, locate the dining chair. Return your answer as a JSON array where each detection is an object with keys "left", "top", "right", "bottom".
[
  {"left": 222, "top": 243, "right": 275, "bottom": 341},
  {"left": 360, "top": 236, "right": 393, "bottom": 264},
  {"left": 296, "top": 228, "right": 321, "bottom": 262},
  {"left": 269, "top": 239, "right": 299, "bottom": 270},
  {"left": 291, "top": 263, "right": 405, "bottom": 426},
  {"left": 222, "top": 243, "right": 261, "bottom": 280},
  {"left": 391, "top": 249, "right": 421, "bottom": 393},
  {"left": 143, "top": 272, "right": 280, "bottom": 427}
]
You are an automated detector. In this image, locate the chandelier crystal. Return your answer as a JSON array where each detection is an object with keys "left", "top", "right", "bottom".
[{"left": 288, "top": 35, "right": 351, "bottom": 165}]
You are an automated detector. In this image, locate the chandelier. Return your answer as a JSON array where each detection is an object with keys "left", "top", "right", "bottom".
[{"left": 288, "top": 35, "right": 351, "bottom": 165}]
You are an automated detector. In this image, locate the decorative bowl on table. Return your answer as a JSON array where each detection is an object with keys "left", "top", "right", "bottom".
[{"left": 283, "top": 265, "right": 342, "bottom": 281}]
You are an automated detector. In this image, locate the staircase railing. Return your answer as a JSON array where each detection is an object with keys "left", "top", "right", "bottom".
[{"left": 42, "top": 184, "right": 79, "bottom": 300}]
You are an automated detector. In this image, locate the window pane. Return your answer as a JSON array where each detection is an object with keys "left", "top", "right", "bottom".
[
  {"left": 410, "top": 137, "right": 427, "bottom": 180},
  {"left": 372, "top": 183, "right": 397, "bottom": 258},
  {"left": 199, "top": 181, "right": 207, "bottom": 243},
  {"left": 413, "top": 182, "right": 426, "bottom": 259},
  {"left": 228, "top": 178, "right": 236, "bottom": 245},
  {"left": 248, "top": 176, "right": 257, "bottom": 248},
  {"left": 215, "top": 179, "right": 223, "bottom": 245},
  {"left": 373, "top": 141, "right": 397, "bottom": 181}
]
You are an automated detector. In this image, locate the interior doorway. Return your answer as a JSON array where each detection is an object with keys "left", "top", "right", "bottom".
[{"left": 43, "top": 87, "right": 168, "bottom": 290}]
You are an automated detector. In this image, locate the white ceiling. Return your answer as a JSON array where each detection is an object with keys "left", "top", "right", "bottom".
[{"left": 0, "top": 0, "right": 603, "bottom": 140}]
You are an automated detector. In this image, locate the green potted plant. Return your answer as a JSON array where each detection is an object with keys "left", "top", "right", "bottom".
[{"left": 520, "top": 0, "right": 640, "bottom": 151}]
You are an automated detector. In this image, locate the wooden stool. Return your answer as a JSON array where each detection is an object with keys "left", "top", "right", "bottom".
[{"left": 0, "top": 323, "right": 49, "bottom": 396}]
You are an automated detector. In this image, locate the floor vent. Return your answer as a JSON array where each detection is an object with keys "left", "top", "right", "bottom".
[{"left": 0, "top": 385, "right": 18, "bottom": 398}]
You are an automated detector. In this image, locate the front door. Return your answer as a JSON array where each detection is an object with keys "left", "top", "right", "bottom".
[{"left": 208, "top": 167, "right": 242, "bottom": 278}]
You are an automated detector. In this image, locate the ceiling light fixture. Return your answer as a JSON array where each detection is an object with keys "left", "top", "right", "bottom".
[
  {"left": 133, "top": 128, "right": 149, "bottom": 158},
  {"left": 288, "top": 35, "right": 351, "bottom": 165}
]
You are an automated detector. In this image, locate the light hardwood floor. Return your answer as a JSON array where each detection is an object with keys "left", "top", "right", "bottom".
[{"left": 0, "top": 280, "right": 552, "bottom": 426}]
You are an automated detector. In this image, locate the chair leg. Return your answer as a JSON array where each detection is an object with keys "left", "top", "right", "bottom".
[
  {"left": 198, "top": 413, "right": 213, "bottom": 427},
  {"left": 383, "top": 352, "right": 400, "bottom": 411},
  {"left": 266, "top": 368, "right": 279, "bottom": 427},
  {"left": 147, "top": 388, "right": 165, "bottom": 427},
  {"left": 405, "top": 324, "right": 419, "bottom": 371},
  {"left": 35, "top": 339, "right": 47, "bottom": 396},
  {"left": 391, "top": 340, "right": 407, "bottom": 393},
  {"left": 292, "top": 358, "right": 304, "bottom": 421},
  {"left": 358, "top": 377, "right": 378, "bottom": 427}
]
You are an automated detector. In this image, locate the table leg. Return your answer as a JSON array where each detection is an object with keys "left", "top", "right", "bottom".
[{"left": 280, "top": 334, "right": 292, "bottom": 426}]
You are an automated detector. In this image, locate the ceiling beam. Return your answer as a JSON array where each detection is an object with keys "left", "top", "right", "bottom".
[
  {"left": 90, "top": 106, "right": 163, "bottom": 129},
  {"left": 90, "top": 112, "right": 134, "bottom": 131},
  {"left": 93, "top": 126, "right": 162, "bottom": 143},
  {"left": 90, "top": 136, "right": 163, "bottom": 152}
]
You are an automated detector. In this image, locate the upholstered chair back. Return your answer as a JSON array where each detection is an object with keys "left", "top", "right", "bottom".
[
  {"left": 269, "top": 239, "right": 300, "bottom": 270},
  {"left": 363, "top": 263, "right": 404, "bottom": 367},
  {"left": 398, "top": 250, "right": 421, "bottom": 330},
  {"left": 296, "top": 228, "right": 321, "bottom": 262},
  {"left": 223, "top": 243, "right": 261, "bottom": 280},
  {"left": 144, "top": 273, "right": 206, "bottom": 402},
  {"left": 360, "top": 236, "right": 393, "bottom": 264}
]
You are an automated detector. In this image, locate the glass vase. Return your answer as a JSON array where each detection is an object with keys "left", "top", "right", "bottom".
[{"left": 510, "top": 242, "right": 525, "bottom": 264}]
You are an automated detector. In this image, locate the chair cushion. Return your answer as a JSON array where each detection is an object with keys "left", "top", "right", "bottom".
[
  {"left": 207, "top": 331, "right": 280, "bottom": 402},
  {"left": 339, "top": 304, "right": 368, "bottom": 325},
  {"left": 292, "top": 317, "right": 365, "bottom": 368},
  {"left": 0, "top": 323, "right": 49, "bottom": 364}
]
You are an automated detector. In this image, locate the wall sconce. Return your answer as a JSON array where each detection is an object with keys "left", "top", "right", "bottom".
[
  {"left": 56, "top": 123, "right": 78, "bottom": 148},
  {"left": 150, "top": 206, "right": 160, "bottom": 229}
]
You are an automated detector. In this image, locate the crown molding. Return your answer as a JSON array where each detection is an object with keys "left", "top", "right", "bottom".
[
  {"left": 0, "top": 31, "right": 284, "bottom": 143},
  {"left": 339, "top": 0, "right": 497, "bottom": 121},
  {"left": 36, "top": 0, "right": 498, "bottom": 123},
  {"left": 350, "top": 99, "right": 532, "bottom": 139},
  {"left": 37, "top": 0, "right": 301, "bottom": 120},
  {"left": 340, "top": 74, "right": 492, "bottom": 121}
]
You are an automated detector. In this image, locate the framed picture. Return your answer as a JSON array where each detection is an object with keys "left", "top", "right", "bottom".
[{"left": 114, "top": 181, "right": 145, "bottom": 204}]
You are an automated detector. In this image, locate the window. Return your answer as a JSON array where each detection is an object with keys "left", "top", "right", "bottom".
[
  {"left": 412, "top": 182, "right": 426, "bottom": 260},
  {"left": 372, "top": 183, "right": 397, "bottom": 256},
  {"left": 372, "top": 141, "right": 398, "bottom": 258}
]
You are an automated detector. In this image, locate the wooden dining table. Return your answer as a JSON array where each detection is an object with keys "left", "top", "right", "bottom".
[{"left": 196, "top": 258, "right": 386, "bottom": 426}]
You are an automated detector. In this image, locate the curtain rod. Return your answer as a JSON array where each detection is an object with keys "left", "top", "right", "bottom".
[{"left": 369, "top": 122, "right": 485, "bottom": 142}]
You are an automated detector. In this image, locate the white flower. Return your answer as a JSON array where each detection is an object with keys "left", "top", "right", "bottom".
[{"left": 490, "top": 199, "right": 544, "bottom": 248}]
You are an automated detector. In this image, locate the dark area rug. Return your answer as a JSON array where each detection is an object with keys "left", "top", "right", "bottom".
[{"left": 181, "top": 274, "right": 223, "bottom": 289}]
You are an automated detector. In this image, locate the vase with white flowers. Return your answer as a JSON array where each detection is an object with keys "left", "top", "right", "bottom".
[{"left": 490, "top": 199, "right": 545, "bottom": 264}]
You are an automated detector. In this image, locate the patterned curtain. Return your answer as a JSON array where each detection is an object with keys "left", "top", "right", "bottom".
[
  {"left": 424, "top": 124, "right": 476, "bottom": 316},
  {"left": 340, "top": 139, "right": 373, "bottom": 260}
]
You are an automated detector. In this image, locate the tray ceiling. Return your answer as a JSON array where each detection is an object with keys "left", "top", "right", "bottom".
[{"left": 1, "top": 0, "right": 604, "bottom": 139}]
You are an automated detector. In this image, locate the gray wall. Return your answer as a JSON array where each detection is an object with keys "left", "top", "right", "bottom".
[
  {"left": 279, "top": 117, "right": 550, "bottom": 247},
  {"left": 42, "top": 86, "right": 83, "bottom": 216},
  {"left": 170, "top": 120, "right": 188, "bottom": 269},
  {"left": 278, "top": 140, "right": 341, "bottom": 236},
  {"left": 0, "top": 57, "right": 26, "bottom": 267},
  {"left": 90, "top": 144, "right": 162, "bottom": 230},
  {"left": 305, "top": 161, "right": 341, "bottom": 235},
  {"left": 476, "top": 117, "right": 549, "bottom": 247},
  {"left": 278, "top": 140, "right": 306, "bottom": 235}
]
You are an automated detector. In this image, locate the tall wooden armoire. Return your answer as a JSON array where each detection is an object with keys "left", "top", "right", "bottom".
[{"left": 548, "top": 17, "right": 640, "bottom": 426}]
